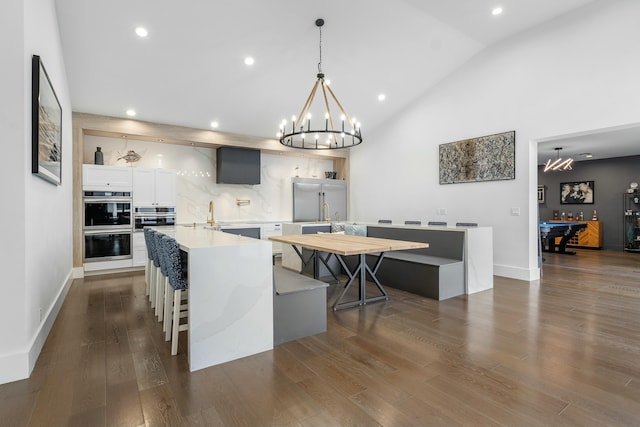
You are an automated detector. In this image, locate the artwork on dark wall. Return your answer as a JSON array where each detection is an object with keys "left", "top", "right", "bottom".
[
  {"left": 32, "top": 55, "right": 62, "bottom": 185},
  {"left": 439, "top": 130, "right": 515, "bottom": 184},
  {"left": 538, "top": 185, "right": 545, "bottom": 204},
  {"left": 560, "top": 181, "right": 594, "bottom": 204}
]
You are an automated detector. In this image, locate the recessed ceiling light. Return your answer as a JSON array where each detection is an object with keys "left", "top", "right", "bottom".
[
  {"left": 378, "top": 94, "right": 386, "bottom": 101},
  {"left": 244, "top": 57, "right": 255, "bottom": 66},
  {"left": 135, "top": 27, "right": 148, "bottom": 37},
  {"left": 210, "top": 121, "right": 219, "bottom": 128},
  {"left": 492, "top": 7, "right": 503, "bottom": 16},
  {"left": 126, "top": 109, "right": 136, "bottom": 117}
]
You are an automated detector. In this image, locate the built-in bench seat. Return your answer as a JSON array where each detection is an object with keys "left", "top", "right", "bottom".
[
  {"left": 364, "top": 226, "right": 466, "bottom": 300},
  {"left": 273, "top": 265, "right": 328, "bottom": 345},
  {"left": 384, "top": 251, "right": 461, "bottom": 267}
]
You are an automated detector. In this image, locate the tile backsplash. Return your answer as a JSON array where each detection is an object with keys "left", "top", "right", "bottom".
[{"left": 84, "top": 135, "right": 334, "bottom": 223}]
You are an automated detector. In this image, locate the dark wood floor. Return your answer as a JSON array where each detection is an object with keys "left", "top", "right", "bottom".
[{"left": 2, "top": 249, "right": 640, "bottom": 426}]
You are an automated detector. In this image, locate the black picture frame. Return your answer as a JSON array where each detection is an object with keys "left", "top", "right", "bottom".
[
  {"left": 537, "top": 185, "right": 545, "bottom": 204},
  {"left": 560, "top": 181, "right": 594, "bottom": 205},
  {"left": 32, "top": 55, "right": 62, "bottom": 185}
]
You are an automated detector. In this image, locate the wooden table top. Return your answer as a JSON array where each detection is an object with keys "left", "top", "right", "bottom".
[{"left": 269, "top": 233, "right": 428, "bottom": 256}]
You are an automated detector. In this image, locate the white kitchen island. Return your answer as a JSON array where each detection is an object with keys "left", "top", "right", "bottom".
[{"left": 171, "top": 226, "right": 273, "bottom": 371}]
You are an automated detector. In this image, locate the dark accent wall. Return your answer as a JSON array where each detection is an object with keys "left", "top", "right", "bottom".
[{"left": 538, "top": 155, "right": 640, "bottom": 251}]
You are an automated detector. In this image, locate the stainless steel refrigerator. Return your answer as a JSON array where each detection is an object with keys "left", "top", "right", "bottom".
[{"left": 292, "top": 178, "right": 347, "bottom": 222}]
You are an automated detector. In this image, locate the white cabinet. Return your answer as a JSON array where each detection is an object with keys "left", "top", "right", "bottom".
[
  {"left": 133, "top": 168, "right": 176, "bottom": 207},
  {"left": 132, "top": 232, "right": 147, "bottom": 267},
  {"left": 261, "top": 223, "right": 283, "bottom": 254},
  {"left": 82, "top": 165, "right": 133, "bottom": 189}
]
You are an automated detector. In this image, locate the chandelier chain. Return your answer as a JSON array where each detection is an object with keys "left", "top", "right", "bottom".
[{"left": 318, "top": 23, "right": 323, "bottom": 75}]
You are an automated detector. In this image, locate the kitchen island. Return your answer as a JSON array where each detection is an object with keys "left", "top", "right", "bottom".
[{"left": 169, "top": 226, "right": 273, "bottom": 371}]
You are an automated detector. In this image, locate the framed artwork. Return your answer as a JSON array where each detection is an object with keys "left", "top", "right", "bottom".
[
  {"left": 32, "top": 55, "right": 62, "bottom": 185},
  {"left": 538, "top": 185, "right": 545, "bottom": 204},
  {"left": 439, "top": 130, "right": 515, "bottom": 184},
  {"left": 560, "top": 181, "right": 594, "bottom": 204}
]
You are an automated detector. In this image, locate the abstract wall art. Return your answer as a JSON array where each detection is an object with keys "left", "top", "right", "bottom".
[{"left": 439, "top": 131, "right": 515, "bottom": 184}]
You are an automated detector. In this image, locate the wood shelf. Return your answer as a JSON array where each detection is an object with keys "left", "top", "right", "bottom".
[{"left": 550, "top": 220, "right": 603, "bottom": 249}]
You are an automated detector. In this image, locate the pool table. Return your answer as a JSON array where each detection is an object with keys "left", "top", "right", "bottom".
[{"left": 539, "top": 221, "right": 588, "bottom": 255}]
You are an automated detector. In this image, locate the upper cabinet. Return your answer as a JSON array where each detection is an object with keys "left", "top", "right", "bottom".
[
  {"left": 82, "top": 165, "right": 133, "bottom": 189},
  {"left": 133, "top": 168, "right": 176, "bottom": 207}
]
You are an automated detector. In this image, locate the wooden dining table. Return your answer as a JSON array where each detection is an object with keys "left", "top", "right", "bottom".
[{"left": 269, "top": 233, "right": 428, "bottom": 310}]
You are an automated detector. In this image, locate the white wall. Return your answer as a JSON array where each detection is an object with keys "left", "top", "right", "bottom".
[
  {"left": 0, "top": 0, "right": 73, "bottom": 384},
  {"left": 350, "top": 0, "right": 640, "bottom": 281},
  {"left": 83, "top": 135, "right": 334, "bottom": 223}
]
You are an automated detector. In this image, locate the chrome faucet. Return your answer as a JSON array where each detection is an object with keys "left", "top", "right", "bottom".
[
  {"left": 322, "top": 202, "right": 331, "bottom": 222},
  {"left": 207, "top": 200, "right": 215, "bottom": 225}
]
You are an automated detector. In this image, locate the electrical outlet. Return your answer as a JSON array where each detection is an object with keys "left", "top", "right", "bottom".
[
  {"left": 511, "top": 207, "right": 520, "bottom": 216},
  {"left": 437, "top": 208, "right": 447, "bottom": 215}
]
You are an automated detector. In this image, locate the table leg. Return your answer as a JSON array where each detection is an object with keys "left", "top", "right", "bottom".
[
  {"left": 291, "top": 245, "right": 339, "bottom": 282},
  {"left": 557, "top": 235, "right": 577, "bottom": 255},
  {"left": 293, "top": 245, "right": 318, "bottom": 277},
  {"left": 318, "top": 251, "right": 339, "bottom": 283},
  {"left": 332, "top": 253, "right": 389, "bottom": 311}
]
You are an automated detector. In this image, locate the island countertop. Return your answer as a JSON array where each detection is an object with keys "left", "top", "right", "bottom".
[
  {"left": 171, "top": 225, "right": 269, "bottom": 250},
  {"left": 154, "top": 225, "right": 273, "bottom": 371}
]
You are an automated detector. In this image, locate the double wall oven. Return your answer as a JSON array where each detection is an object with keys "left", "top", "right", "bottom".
[{"left": 83, "top": 190, "right": 133, "bottom": 263}]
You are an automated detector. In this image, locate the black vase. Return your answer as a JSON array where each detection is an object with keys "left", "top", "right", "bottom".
[{"left": 94, "top": 147, "right": 104, "bottom": 165}]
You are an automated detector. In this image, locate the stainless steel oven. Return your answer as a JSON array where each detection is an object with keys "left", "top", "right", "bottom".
[
  {"left": 83, "top": 190, "right": 133, "bottom": 262},
  {"left": 133, "top": 206, "right": 177, "bottom": 232},
  {"left": 83, "top": 191, "right": 132, "bottom": 229},
  {"left": 84, "top": 229, "right": 132, "bottom": 262}
]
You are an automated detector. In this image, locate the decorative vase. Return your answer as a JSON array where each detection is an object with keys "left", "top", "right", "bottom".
[{"left": 94, "top": 147, "right": 104, "bottom": 165}]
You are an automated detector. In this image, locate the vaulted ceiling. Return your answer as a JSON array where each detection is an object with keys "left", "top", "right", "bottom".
[{"left": 57, "top": 0, "right": 640, "bottom": 163}]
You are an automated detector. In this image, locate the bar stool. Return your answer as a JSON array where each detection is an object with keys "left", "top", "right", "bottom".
[
  {"left": 147, "top": 229, "right": 160, "bottom": 308},
  {"left": 143, "top": 228, "right": 155, "bottom": 297},
  {"left": 162, "top": 235, "right": 189, "bottom": 355},
  {"left": 153, "top": 231, "right": 169, "bottom": 321}
]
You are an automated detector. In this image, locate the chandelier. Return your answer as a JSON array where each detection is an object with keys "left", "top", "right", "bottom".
[
  {"left": 278, "top": 19, "right": 362, "bottom": 150},
  {"left": 543, "top": 147, "right": 574, "bottom": 172}
]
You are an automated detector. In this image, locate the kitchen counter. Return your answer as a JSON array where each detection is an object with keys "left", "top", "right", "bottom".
[{"left": 159, "top": 226, "right": 273, "bottom": 371}]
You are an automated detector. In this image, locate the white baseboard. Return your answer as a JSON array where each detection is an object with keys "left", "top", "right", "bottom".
[
  {"left": 72, "top": 266, "right": 84, "bottom": 279},
  {"left": 0, "top": 269, "right": 73, "bottom": 385},
  {"left": 494, "top": 264, "right": 540, "bottom": 281}
]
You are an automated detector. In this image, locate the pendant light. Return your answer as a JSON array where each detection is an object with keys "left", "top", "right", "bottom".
[
  {"left": 277, "top": 19, "right": 362, "bottom": 150},
  {"left": 544, "top": 147, "right": 574, "bottom": 172}
]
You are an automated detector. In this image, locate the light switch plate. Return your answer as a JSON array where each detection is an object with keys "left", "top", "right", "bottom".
[{"left": 511, "top": 207, "right": 520, "bottom": 216}]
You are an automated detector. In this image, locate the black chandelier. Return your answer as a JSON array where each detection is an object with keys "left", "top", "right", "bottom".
[{"left": 278, "top": 19, "right": 362, "bottom": 150}]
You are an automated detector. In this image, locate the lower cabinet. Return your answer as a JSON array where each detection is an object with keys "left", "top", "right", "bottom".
[
  {"left": 551, "top": 220, "right": 603, "bottom": 249},
  {"left": 220, "top": 226, "right": 261, "bottom": 239},
  {"left": 132, "top": 232, "right": 147, "bottom": 267}
]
